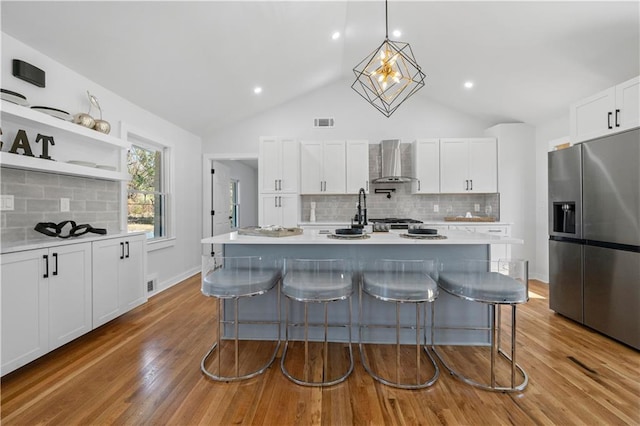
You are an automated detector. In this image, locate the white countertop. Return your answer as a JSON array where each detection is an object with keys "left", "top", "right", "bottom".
[
  {"left": 201, "top": 229, "right": 522, "bottom": 245},
  {"left": 298, "top": 221, "right": 512, "bottom": 227},
  {"left": 1, "top": 231, "right": 146, "bottom": 254}
]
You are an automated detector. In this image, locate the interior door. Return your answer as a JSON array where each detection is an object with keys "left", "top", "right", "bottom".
[{"left": 211, "top": 161, "right": 231, "bottom": 256}]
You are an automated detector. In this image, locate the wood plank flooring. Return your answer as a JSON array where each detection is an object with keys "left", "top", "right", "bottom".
[{"left": 2, "top": 275, "right": 638, "bottom": 425}]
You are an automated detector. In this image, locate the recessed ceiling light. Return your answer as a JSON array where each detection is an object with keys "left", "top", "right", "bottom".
[
  {"left": 253, "top": 87, "right": 263, "bottom": 94},
  {"left": 332, "top": 31, "right": 341, "bottom": 40},
  {"left": 392, "top": 29, "right": 402, "bottom": 38},
  {"left": 464, "top": 81, "right": 474, "bottom": 89}
]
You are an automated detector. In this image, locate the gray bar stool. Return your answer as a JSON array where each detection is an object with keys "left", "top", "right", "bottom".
[
  {"left": 280, "top": 258, "right": 355, "bottom": 386},
  {"left": 200, "top": 256, "right": 281, "bottom": 381},
  {"left": 359, "top": 259, "right": 440, "bottom": 389},
  {"left": 432, "top": 259, "right": 529, "bottom": 392}
]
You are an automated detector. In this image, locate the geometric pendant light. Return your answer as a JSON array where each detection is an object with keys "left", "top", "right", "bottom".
[{"left": 351, "top": 0, "right": 426, "bottom": 117}]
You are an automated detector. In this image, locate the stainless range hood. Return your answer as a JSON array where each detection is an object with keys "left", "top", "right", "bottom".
[{"left": 372, "top": 139, "right": 416, "bottom": 183}]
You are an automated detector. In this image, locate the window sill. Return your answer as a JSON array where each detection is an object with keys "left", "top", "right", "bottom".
[{"left": 146, "top": 237, "right": 176, "bottom": 252}]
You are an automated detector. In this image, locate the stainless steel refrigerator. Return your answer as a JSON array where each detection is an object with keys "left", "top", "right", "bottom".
[{"left": 549, "top": 128, "right": 639, "bottom": 350}]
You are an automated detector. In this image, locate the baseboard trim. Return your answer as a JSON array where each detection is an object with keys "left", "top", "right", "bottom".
[
  {"left": 150, "top": 266, "right": 201, "bottom": 297},
  {"left": 530, "top": 272, "right": 549, "bottom": 283}
]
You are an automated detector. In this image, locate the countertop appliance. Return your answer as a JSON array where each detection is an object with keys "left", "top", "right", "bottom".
[{"left": 548, "top": 128, "right": 639, "bottom": 349}]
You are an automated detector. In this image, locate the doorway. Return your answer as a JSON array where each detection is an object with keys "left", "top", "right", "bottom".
[{"left": 202, "top": 154, "right": 259, "bottom": 256}]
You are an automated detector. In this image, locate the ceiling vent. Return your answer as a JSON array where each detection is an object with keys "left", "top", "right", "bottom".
[{"left": 313, "top": 117, "right": 335, "bottom": 128}]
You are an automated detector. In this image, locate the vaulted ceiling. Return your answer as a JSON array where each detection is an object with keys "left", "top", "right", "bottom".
[{"left": 2, "top": 1, "right": 638, "bottom": 136}]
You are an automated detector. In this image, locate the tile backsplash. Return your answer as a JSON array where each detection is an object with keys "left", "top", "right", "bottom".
[
  {"left": 301, "top": 143, "right": 500, "bottom": 223},
  {"left": 1, "top": 168, "right": 121, "bottom": 247}
]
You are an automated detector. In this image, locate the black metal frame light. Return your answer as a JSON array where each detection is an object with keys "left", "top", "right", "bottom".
[{"left": 351, "top": 0, "right": 426, "bottom": 117}]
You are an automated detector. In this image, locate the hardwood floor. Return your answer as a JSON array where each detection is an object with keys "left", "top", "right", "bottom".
[{"left": 2, "top": 275, "right": 638, "bottom": 425}]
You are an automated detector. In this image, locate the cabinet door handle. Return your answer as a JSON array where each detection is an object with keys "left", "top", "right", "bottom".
[
  {"left": 120, "top": 242, "right": 125, "bottom": 259},
  {"left": 274, "top": 197, "right": 278, "bottom": 208},
  {"left": 465, "top": 180, "right": 469, "bottom": 190},
  {"left": 488, "top": 229, "right": 501, "bottom": 233},
  {"left": 43, "top": 254, "right": 49, "bottom": 278},
  {"left": 279, "top": 196, "right": 282, "bottom": 207},
  {"left": 418, "top": 180, "right": 421, "bottom": 191},
  {"left": 125, "top": 241, "right": 130, "bottom": 259},
  {"left": 615, "top": 109, "right": 620, "bottom": 127},
  {"left": 470, "top": 179, "right": 473, "bottom": 191},
  {"left": 607, "top": 111, "right": 613, "bottom": 129},
  {"left": 274, "top": 179, "right": 278, "bottom": 191},
  {"left": 279, "top": 179, "right": 282, "bottom": 191},
  {"left": 366, "top": 180, "right": 369, "bottom": 192},
  {"left": 52, "top": 252, "right": 58, "bottom": 276}
]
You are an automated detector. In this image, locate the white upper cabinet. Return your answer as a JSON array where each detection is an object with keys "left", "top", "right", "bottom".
[
  {"left": 570, "top": 76, "right": 639, "bottom": 143},
  {"left": 440, "top": 138, "right": 497, "bottom": 193},
  {"left": 345, "top": 140, "right": 370, "bottom": 194},
  {"left": 259, "top": 137, "right": 299, "bottom": 193},
  {"left": 0, "top": 100, "right": 130, "bottom": 181},
  {"left": 259, "top": 193, "right": 299, "bottom": 227},
  {"left": 412, "top": 139, "right": 440, "bottom": 194},
  {"left": 300, "top": 140, "right": 346, "bottom": 194}
]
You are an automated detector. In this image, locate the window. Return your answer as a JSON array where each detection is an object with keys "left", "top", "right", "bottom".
[
  {"left": 229, "top": 179, "right": 239, "bottom": 229},
  {"left": 127, "top": 144, "right": 168, "bottom": 240}
]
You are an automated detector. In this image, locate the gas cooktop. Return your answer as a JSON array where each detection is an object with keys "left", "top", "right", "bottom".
[
  {"left": 369, "top": 218, "right": 423, "bottom": 224},
  {"left": 368, "top": 218, "right": 423, "bottom": 229}
]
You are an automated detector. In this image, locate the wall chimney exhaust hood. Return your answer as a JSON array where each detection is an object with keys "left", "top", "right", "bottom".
[{"left": 372, "top": 139, "right": 416, "bottom": 183}]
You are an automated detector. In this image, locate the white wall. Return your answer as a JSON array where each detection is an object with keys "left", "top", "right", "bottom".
[
  {"left": 202, "top": 78, "right": 492, "bottom": 154},
  {"left": 485, "top": 123, "right": 536, "bottom": 271},
  {"left": 2, "top": 33, "right": 203, "bottom": 292},
  {"left": 534, "top": 115, "right": 570, "bottom": 282}
]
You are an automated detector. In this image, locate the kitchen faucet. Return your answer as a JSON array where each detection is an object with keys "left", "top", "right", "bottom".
[{"left": 355, "top": 188, "right": 367, "bottom": 227}]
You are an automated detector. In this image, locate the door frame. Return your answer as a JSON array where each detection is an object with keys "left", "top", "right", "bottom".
[{"left": 201, "top": 153, "right": 258, "bottom": 246}]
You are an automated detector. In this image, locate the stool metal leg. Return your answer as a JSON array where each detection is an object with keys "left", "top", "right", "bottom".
[
  {"left": 281, "top": 297, "right": 354, "bottom": 387},
  {"left": 359, "top": 296, "right": 439, "bottom": 389},
  {"left": 201, "top": 288, "right": 281, "bottom": 382},
  {"left": 431, "top": 302, "right": 529, "bottom": 392}
]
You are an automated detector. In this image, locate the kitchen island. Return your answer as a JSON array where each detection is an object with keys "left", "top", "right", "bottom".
[{"left": 201, "top": 229, "right": 523, "bottom": 345}]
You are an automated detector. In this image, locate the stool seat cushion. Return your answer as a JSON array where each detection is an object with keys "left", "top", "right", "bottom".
[
  {"left": 438, "top": 271, "right": 527, "bottom": 304},
  {"left": 283, "top": 271, "right": 353, "bottom": 302},
  {"left": 202, "top": 267, "right": 281, "bottom": 298},
  {"left": 363, "top": 271, "right": 438, "bottom": 302}
]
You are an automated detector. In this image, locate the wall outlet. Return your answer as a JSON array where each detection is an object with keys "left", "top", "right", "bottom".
[
  {"left": 474, "top": 203, "right": 480, "bottom": 212},
  {"left": 0, "top": 195, "right": 14, "bottom": 211},
  {"left": 60, "top": 198, "right": 70, "bottom": 212},
  {"left": 433, "top": 204, "right": 439, "bottom": 213}
]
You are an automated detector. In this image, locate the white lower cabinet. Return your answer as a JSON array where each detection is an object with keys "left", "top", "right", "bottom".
[
  {"left": 92, "top": 234, "right": 146, "bottom": 328},
  {"left": 1, "top": 249, "right": 49, "bottom": 376},
  {"left": 1, "top": 242, "right": 92, "bottom": 375},
  {"left": 473, "top": 225, "right": 511, "bottom": 261},
  {"left": 48, "top": 243, "right": 92, "bottom": 350},
  {"left": 1, "top": 234, "right": 145, "bottom": 376},
  {"left": 448, "top": 224, "right": 511, "bottom": 261}
]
